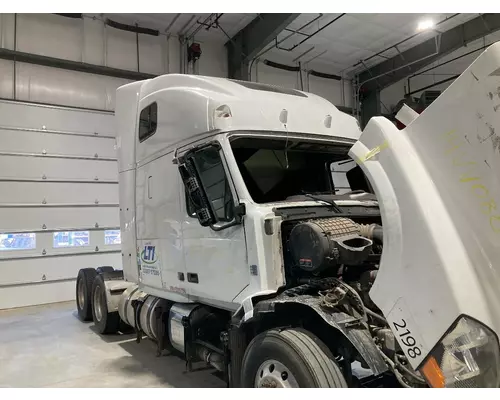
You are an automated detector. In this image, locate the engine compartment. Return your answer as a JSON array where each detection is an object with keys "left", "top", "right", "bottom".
[
  {"left": 279, "top": 211, "right": 427, "bottom": 387},
  {"left": 281, "top": 213, "right": 382, "bottom": 292}
]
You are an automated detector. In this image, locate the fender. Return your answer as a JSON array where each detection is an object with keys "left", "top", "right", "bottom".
[
  {"left": 101, "top": 271, "right": 135, "bottom": 314},
  {"left": 237, "top": 288, "right": 388, "bottom": 376}
]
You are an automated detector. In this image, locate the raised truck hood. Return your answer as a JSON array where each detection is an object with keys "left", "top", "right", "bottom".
[{"left": 349, "top": 43, "right": 500, "bottom": 368}]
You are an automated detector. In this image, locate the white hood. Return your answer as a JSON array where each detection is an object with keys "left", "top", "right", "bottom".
[{"left": 349, "top": 42, "right": 500, "bottom": 367}]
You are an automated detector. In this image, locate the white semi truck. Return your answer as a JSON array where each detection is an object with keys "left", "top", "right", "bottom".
[{"left": 75, "top": 43, "right": 500, "bottom": 388}]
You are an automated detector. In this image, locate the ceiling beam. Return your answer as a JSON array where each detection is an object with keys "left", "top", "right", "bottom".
[
  {"left": 357, "top": 13, "right": 500, "bottom": 92},
  {"left": 226, "top": 13, "right": 299, "bottom": 80}
]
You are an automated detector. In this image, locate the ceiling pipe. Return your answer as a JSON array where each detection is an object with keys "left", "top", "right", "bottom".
[
  {"left": 293, "top": 46, "right": 315, "bottom": 62},
  {"left": 165, "top": 13, "right": 181, "bottom": 34},
  {"left": 352, "top": 13, "right": 460, "bottom": 68},
  {"left": 178, "top": 15, "right": 196, "bottom": 36},
  {"left": 247, "top": 14, "right": 323, "bottom": 81},
  {"left": 276, "top": 14, "right": 346, "bottom": 52}
]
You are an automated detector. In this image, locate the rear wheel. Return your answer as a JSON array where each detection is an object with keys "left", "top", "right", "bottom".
[
  {"left": 241, "top": 328, "right": 347, "bottom": 388},
  {"left": 91, "top": 274, "right": 120, "bottom": 334},
  {"left": 76, "top": 268, "right": 97, "bottom": 321}
]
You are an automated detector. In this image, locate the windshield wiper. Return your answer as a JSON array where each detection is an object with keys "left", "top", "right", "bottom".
[{"left": 302, "top": 192, "right": 343, "bottom": 213}]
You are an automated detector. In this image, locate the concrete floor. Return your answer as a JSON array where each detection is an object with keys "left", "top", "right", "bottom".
[{"left": 0, "top": 301, "right": 225, "bottom": 388}]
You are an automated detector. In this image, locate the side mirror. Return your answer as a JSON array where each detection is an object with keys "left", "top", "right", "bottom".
[
  {"left": 178, "top": 161, "right": 216, "bottom": 227},
  {"left": 178, "top": 145, "right": 245, "bottom": 230}
]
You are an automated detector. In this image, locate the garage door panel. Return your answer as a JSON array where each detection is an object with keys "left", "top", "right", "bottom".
[
  {"left": 0, "top": 182, "right": 118, "bottom": 204},
  {"left": 0, "top": 128, "right": 116, "bottom": 158},
  {"left": 0, "top": 100, "right": 114, "bottom": 135},
  {"left": 0, "top": 156, "right": 118, "bottom": 181},
  {"left": 0, "top": 280, "right": 76, "bottom": 309},
  {"left": 0, "top": 207, "right": 119, "bottom": 232},
  {"left": 0, "top": 99, "right": 120, "bottom": 309},
  {"left": 0, "top": 252, "right": 121, "bottom": 286}
]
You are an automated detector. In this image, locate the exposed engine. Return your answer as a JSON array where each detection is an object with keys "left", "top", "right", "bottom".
[
  {"left": 282, "top": 215, "right": 426, "bottom": 388},
  {"left": 289, "top": 217, "right": 374, "bottom": 273}
]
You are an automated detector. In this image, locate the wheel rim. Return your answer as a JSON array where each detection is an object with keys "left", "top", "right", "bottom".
[
  {"left": 255, "top": 360, "right": 299, "bottom": 388},
  {"left": 77, "top": 278, "right": 85, "bottom": 310},
  {"left": 93, "top": 285, "right": 103, "bottom": 322}
]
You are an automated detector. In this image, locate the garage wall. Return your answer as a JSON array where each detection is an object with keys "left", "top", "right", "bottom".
[
  {"left": 0, "top": 100, "right": 121, "bottom": 309},
  {"left": 380, "top": 33, "right": 500, "bottom": 113},
  {"left": 0, "top": 13, "right": 227, "bottom": 111},
  {"left": 251, "top": 60, "right": 353, "bottom": 109}
]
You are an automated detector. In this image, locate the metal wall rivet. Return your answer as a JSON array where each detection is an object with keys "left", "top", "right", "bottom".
[
  {"left": 42, "top": 125, "right": 46, "bottom": 130},
  {"left": 94, "top": 176, "right": 99, "bottom": 181},
  {"left": 42, "top": 149, "right": 47, "bottom": 155},
  {"left": 42, "top": 198, "right": 47, "bottom": 204},
  {"left": 42, "top": 249, "right": 46, "bottom": 255},
  {"left": 41, "top": 274, "right": 46, "bottom": 281},
  {"left": 94, "top": 132, "right": 99, "bottom": 135},
  {"left": 94, "top": 153, "right": 99, "bottom": 158},
  {"left": 42, "top": 174, "right": 47, "bottom": 180},
  {"left": 95, "top": 223, "right": 99, "bottom": 228},
  {"left": 95, "top": 199, "right": 99, "bottom": 204},
  {"left": 42, "top": 224, "right": 47, "bottom": 230},
  {"left": 95, "top": 246, "right": 99, "bottom": 252}
]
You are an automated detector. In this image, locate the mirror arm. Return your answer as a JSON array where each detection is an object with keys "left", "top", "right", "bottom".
[{"left": 209, "top": 203, "right": 246, "bottom": 232}]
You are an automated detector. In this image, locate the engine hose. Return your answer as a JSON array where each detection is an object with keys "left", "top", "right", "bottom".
[
  {"left": 364, "top": 307, "right": 387, "bottom": 325},
  {"left": 358, "top": 224, "right": 383, "bottom": 244},
  {"left": 377, "top": 348, "right": 412, "bottom": 388},
  {"left": 372, "top": 226, "right": 383, "bottom": 244},
  {"left": 396, "top": 361, "right": 427, "bottom": 384},
  {"left": 396, "top": 355, "right": 427, "bottom": 384}
]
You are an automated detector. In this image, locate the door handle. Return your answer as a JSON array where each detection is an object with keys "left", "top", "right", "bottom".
[
  {"left": 147, "top": 176, "right": 152, "bottom": 199},
  {"left": 187, "top": 273, "right": 198, "bottom": 284}
]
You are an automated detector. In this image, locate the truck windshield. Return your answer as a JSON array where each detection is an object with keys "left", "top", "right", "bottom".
[{"left": 230, "top": 136, "right": 372, "bottom": 204}]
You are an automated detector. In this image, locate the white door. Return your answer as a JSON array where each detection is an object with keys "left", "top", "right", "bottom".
[
  {"left": 180, "top": 144, "right": 248, "bottom": 310},
  {"left": 0, "top": 100, "right": 121, "bottom": 309}
]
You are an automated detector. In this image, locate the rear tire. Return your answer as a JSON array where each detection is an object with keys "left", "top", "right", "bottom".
[
  {"left": 76, "top": 268, "right": 97, "bottom": 321},
  {"left": 96, "top": 266, "right": 114, "bottom": 274},
  {"left": 91, "top": 274, "right": 120, "bottom": 334},
  {"left": 241, "top": 328, "right": 347, "bottom": 388}
]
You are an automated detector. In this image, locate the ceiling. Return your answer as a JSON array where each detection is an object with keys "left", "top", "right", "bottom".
[
  {"left": 266, "top": 13, "right": 480, "bottom": 76},
  {"left": 92, "top": 13, "right": 481, "bottom": 77}
]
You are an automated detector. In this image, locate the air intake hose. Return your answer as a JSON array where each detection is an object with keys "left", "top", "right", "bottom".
[{"left": 358, "top": 223, "right": 383, "bottom": 244}]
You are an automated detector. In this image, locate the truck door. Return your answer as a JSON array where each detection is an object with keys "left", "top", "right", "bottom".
[{"left": 179, "top": 143, "right": 248, "bottom": 310}]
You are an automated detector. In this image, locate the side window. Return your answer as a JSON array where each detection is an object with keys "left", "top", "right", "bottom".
[
  {"left": 138, "top": 102, "right": 158, "bottom": 142},
  {"left": 193, "top": 147, "right": 235, "bottom": 223}
]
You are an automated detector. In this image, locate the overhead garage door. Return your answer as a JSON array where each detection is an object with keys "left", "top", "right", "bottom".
[{"left": 0, "top": 99, "right": 121, "bottom": 309}]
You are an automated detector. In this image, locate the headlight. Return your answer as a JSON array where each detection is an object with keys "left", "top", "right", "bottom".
[{"left": 419, "top": 316, "right": 500, "bottom": 388}]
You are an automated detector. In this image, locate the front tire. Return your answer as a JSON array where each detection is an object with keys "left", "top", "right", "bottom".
[
  {"left": 91, "top": 274, "right": 120, "bottom": 334},
  {"left": 241, "top": 328, "right": 347, "bottom": 388}
]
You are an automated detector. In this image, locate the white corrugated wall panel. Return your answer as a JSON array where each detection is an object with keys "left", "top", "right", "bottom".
[
  {"left": 0, "top": 100, "right": 121, "bottom": 309},
  {"left": 16, "top": 14, "right": 83, "bottom": 62},
  {"left": 0, "top": 156, "right": 118, "bottom": 181}
]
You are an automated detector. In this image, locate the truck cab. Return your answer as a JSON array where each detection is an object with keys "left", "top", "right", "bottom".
[{"left": 77, "top": 43, "right": 500, "bottom": 389}]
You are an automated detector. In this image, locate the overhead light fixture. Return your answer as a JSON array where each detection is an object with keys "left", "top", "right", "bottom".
[{"left": 417, "top": 19, "right": 435, "bottom": 31}]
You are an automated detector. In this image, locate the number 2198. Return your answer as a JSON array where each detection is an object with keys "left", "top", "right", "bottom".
[{"left": 393, "top": 319, "right": 421, "bottom": 359}]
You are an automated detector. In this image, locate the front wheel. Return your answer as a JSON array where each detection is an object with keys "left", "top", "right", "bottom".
[{"left": 241, "top": 328, "right": 347, "bottom": 388}]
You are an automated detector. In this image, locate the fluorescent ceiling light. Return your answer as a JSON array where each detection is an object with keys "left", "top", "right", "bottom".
[{"left": 417, "top": 19, "right": 435, "bottom": 31}]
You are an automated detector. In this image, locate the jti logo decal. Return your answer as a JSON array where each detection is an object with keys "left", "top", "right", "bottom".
[{"left": 141, "top": 245, "right": 158, "bottom": 264}]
